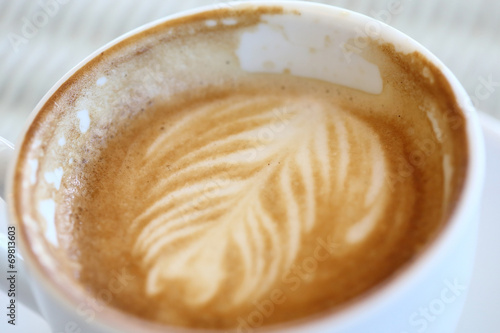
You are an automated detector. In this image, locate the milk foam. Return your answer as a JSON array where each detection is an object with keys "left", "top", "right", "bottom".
[
  {"left": 236, "top": 14, "right": 383, "bottom": 94},
  {"left": 127, "top": 94, "right": 390, "bottom": 306},
  {"left": 38, "top": 199, "right": 58, "bottom": 246},
  {"left": 12, "top": 5, "right": 468, "bottom": 329}
]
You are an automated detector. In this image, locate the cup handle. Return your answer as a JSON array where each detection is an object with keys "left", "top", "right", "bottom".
[{"left": 0, "top": 136, "right": 41, "bottom": 314}]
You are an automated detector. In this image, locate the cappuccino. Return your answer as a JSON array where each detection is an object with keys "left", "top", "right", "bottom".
[{"left": 13, "top": 5, "right": 468, "bottom": 330}]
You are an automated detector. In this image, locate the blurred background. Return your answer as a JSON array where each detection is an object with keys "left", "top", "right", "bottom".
[
  {"left": 0, "top": 0, "right": 499, "bottom": 143},
  {"left": 0, "top": 0, "right": 499, "bottom": 332}
]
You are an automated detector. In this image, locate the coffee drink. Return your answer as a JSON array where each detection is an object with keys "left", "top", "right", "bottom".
[{"left": 13, "top": 5, "right": 468, "bottom": 330}]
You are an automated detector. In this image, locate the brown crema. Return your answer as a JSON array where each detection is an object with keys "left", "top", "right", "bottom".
[{"left": 13, "top": 6, "right": 468, "bottom": 331}]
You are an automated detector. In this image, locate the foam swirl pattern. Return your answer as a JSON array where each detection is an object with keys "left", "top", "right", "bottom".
[
  {"left": 10, "top": 4, "right": 470, "bottom": 330},
  {"left": 129, "top": 93, "right": 389, "bottom": 307}
]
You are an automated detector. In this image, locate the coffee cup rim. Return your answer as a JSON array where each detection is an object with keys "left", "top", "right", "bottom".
[{"left": 7, "top": 1, "right": 485, "bottom": 332}]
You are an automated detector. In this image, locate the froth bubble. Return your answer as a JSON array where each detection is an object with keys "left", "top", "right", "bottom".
[
  {"left": 205, "top": 20, "right": 217, "bottom": 27},
  {"left": 28, "top": 158, "right": 38, "bottom": 184},
  {"left": 39, "top": 199, "right": 58, "bottom": 246},
  {"left": 44, "top": 167, "right": 63, "bottom": 190},
  {"left": 77, "top": 109, "right": 90, "bottom": 133},
  {"left": 96, "top": 76, "right": 107, "bottom": 86},
  {"left": 222, "top": 18, "right": 238, "bottom": 25}
]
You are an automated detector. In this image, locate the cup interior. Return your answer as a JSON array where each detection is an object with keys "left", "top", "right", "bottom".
[{"left": 8, "top": 2, "right": 483, "bottom": 332}]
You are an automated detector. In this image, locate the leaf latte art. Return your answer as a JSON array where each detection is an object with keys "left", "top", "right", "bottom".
[
  {"left": 129, "top": 94, "right": 389, "bottom": 307},
  {"left": 15, "top": 6, "right": 469, "bottom": 330}
]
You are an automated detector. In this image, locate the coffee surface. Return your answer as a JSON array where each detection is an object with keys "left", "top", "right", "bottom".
[{"left": 14, "top": 6, "right": 468, "bottom": 331}]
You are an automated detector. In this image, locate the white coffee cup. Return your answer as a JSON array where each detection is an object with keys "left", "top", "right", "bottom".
[{"left": 0, "top": 2, "right": 485, "bottom": 332}]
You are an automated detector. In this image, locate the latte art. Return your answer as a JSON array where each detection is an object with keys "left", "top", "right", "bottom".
[
  {"left": 12, "top": 6, "right": 469, "bottom": 330},
  {"left": 129, "top": 94, "right": 389, "bottom": 307}
]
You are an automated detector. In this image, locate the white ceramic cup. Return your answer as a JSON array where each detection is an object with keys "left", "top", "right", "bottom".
[{"left": 0, "top": 2, "right": 485, "bottom": 332}]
